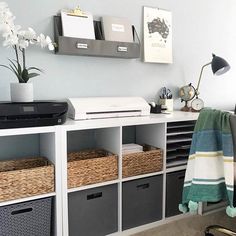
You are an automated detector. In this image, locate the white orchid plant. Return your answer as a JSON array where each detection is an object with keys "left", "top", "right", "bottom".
[{"left": 0, "top": 2, "right": 54, "bottom": 83}]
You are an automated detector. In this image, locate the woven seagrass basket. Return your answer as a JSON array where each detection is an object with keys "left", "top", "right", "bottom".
[
  {"left": 122, "top": 144, "right": 163, "bottom": 178},
  {"left": 68, "top": 149, "right": 118, "bottom": 188},
  {"left": 0, "top": 157, "right": 54, "bottom": 202}
]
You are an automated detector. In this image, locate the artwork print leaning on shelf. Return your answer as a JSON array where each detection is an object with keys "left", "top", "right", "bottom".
[{"left": 143, "top": 6, "right": 172, "bottom": 64}]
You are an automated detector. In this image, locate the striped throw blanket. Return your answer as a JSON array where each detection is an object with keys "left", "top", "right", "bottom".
[{"left": 179, "top": 108, "right": 236, "bottom": 217}]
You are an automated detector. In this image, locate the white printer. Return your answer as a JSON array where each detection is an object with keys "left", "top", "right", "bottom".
[{"left": 67, "top": 97, "right": 150, "bottom": 120}]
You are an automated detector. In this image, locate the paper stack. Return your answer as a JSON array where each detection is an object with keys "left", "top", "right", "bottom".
[
  {"left": 61, "top": 9, "right": 95, "bottom": 39},
  {"left": 122, "top": 143, "right": 143, "bottom": 155}
]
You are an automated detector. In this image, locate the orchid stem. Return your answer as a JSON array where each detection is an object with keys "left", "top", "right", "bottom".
[
  {"left": 22, "top": 48, "right": 26, "bottom": 69},
  {"left": 13, "top": 45, "right": 19, "bottom": 64}
]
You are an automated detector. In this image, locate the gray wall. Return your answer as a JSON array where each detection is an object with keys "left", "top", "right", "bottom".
[{"left": 0, "top": 0, "right": 236, "bottom": 110}]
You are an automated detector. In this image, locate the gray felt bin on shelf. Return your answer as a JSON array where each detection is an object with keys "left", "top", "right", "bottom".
[
  {"left": 166, "top": 170, "right": 186, "bottom": 217},
  {"left": 68, "top": 184, "right": 118, "bottom": 236},
  {"left": 54, "top": 16, "right": 140, "bottom": 59},
  {"left": 0, "top": 197, "right": 52, "bottom": 236},
  {"left": 122, "top": 175, "right": 163, "bottom": 230}
]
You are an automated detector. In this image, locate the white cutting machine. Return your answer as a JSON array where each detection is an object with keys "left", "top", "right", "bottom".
[{"left": 67, "top": 97, "right": 150, "bottom": 120}]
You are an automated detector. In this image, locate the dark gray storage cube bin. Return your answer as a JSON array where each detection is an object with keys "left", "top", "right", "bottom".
[
  {"left": 0, "top": 197, "right": 52, "bottom": 236},
  {"left": 166, "top": 170, "right": 185, "bottom": 217},
  {"left": 122, "top": 175, "right": 163, "bottom": 230},
  {"left": 68, "top": 184, "right": 118, "bottom": 236}
]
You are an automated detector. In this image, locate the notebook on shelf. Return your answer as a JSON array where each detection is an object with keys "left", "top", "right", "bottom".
[{"left": 101, "top": 16, "right": 134, "bottom": 42}]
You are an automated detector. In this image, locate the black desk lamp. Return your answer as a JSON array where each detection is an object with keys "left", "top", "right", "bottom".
[{"left": 191, "top": 54, "right": 230, "bottom": 112}]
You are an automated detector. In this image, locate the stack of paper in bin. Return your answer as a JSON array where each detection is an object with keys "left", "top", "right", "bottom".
[
  {"left": 122, "top": 143, "right": 143, "bottom": 155},
  {"left": 61, "top": 7, "right": 95, "bottom": 39}
]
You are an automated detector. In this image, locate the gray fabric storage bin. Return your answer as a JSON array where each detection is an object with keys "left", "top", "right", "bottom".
[
  {"left": 0, "top": 197, "right": 52, "bottom": 236},
  {"left": 122, "top": 175, "right": 163, "bottom": 230},
  {"left": 68, "top": 184, "right": 118, "bottom": 236},
  {"left": 166, "top": 170, "right": 185, "bottom": 217}
]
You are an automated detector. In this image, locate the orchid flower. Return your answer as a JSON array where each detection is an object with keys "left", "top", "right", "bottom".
[
  {"left": 0, "top": 2, "right": 55, "bottom": 83},
  {"left": 37, "top": 33, "right": 54, "bottom": 50}
]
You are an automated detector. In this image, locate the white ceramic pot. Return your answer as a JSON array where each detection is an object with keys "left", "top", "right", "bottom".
[{"left": 10, "top": 83, "right": 34, "bottom": 103}]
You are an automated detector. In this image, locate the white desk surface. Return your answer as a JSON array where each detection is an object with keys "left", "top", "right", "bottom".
[
  {"left": 0, "top": 111, "right": 199, "bottom": 135},
  {"left": 63, "top": 111, "right": 199, "bottom": 131}
]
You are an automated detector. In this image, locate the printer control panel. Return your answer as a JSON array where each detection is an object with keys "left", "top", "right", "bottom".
[{"left": 22, "top": 105, "right": 36, "bottom": 113}]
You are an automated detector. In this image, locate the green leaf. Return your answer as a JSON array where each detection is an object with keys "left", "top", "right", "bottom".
[
  {"left": 8, "top": 59, "right": 18, "bottom": 72},
  {"left": 0, "top": 64, "right": 21, "bottom": 82},
  {"left": 22, "top": 68, "right": 29, "bottom": 83},
  {"left": 8, "top": 64, "right": 19, "bottom": 77},
  {"left": 8, "top": 59, "right": 25, "bottom": 83},
  {"left": 0, "top": 63, "right": 24, "bottom": 83},
  {"left": 0, "top": 64, "right": 13, "bottom": 72},
  {"left": 28, "top": 73, "right": 40, "bottom": 79},
  {"left": 8, "top": 59, "right": 22, "bottom": 78},
  {"left": 8, "top": 64, "right": 24, "bottom": 83},
  {"left": 16, "top": 62, "right": 22, "bottom": 75},
  {"left": 27, "top": 67, "right": 43, "bottom": 73}
]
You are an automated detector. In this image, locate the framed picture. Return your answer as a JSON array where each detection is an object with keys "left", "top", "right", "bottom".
[{"left": 143, "top": 6, "right": 172, "bottom": 64}]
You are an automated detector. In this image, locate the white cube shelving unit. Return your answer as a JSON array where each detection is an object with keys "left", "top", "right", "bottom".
[
  {"left": 0, "top": 112, "right": 200, "bottom": 236},
  {"left": 60, "top": 112, "right": 199, "bottom": 236},
  {"left": 0, "top": 126, "right": 62, "bottom": 236}
]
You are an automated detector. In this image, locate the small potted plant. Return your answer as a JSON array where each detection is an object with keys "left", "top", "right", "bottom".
[{"left": 0, "top": 2, "right": 54, "bottom": 102}]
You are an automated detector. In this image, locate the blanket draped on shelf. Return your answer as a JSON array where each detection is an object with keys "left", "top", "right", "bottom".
[{"left": 179, "top": 108, "right": 236, "bottom": 217}]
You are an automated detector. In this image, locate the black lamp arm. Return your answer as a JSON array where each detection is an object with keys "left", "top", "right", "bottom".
[{"left": 195, "top": 62, "right": 211, "bottom": 96}]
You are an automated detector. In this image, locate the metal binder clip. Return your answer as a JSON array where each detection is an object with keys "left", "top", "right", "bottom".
[{"left": 67, "top": 6, "right": 88, "bottom": 18}]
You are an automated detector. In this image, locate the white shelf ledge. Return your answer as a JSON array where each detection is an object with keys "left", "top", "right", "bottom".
[
  {"left": 67, "top": 171, "right": 166, "bottom": 193},
  {"left": 67, "top": 179, "right": 120, "bottom": 193},
  {"left": 166, "top": 165, "right": 187, "bottom": 173},
  {"left": 63, "top": 112, "right": 199, "bottom": 131},
  {"left": 0, "top": 126, "right": 56, "bottom": 137},
  {"left": 167, "top": 124, "right": 195, "bottom": 129},
  {"left": 167, "top": 131, "right": 194, "bottom": 136},
  {"left": 167, "top": 138, "right": 192, "bottom": 144},
  {"left": 122, "top": 171, "right": 164, "bottom": 182},
  {"left": 0, "top": 192, "right": 56, "bottom": 207}
]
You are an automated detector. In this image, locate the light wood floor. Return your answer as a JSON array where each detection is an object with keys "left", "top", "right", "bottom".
[{"left": 132, "top": 210, "right": 236, "bottom": 236}]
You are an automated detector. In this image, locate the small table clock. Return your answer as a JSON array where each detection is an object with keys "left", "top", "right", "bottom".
[{"left": 191, "top": 97, "right": 204, "bottom": 112}]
